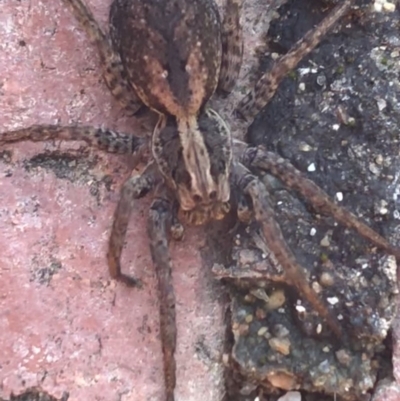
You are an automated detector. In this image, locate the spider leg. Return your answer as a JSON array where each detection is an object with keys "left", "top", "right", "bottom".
[
  {"left": 147, "top": 185, "right": 178, "bottom": 401},
  {"left": 232, "top": 161, "right": 343, "bottom": 338},
  {"left": 243, "top": 147, "right": 400, "bottom": 259},
  {"left": 217, "top": 0, "right": 244, "bottom": 95},
  {"left": 62, "top": 0, "right": 142, "bottom": 114},
  {"left": 0, "top": 125, "right": 148, "bottom": 157},
  {"left": 107, "top": 161, "right": 160, "bottom": 287},
  {"left": 237, "top": 0, "right": 354, "bottom": 121}
]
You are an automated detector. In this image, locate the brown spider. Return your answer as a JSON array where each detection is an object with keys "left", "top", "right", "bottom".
[{"left": 1, "top": 0, "right": 400, "bottom": 400}]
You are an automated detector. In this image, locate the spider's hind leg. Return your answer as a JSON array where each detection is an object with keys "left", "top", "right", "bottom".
[
  {"left": 237, "top": 0, "right": 354, "bottom": 121},
  {"left": 232, "top": 161, "right": 343, "bottom": 338},
  {"left": 217, "top": 0, "right": 244, "bottom": 95},
  {"left": 107, "top": 161, "right": 160, "bottom": 287},
  {"left": 62, "top": 0, "right": 142, "bottom": 114}
]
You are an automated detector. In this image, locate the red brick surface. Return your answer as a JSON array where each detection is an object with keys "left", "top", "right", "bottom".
[{"left": 0, "top": 1, "right": 225, "bottom": 400}]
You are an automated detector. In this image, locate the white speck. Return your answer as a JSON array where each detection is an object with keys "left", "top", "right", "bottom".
[
  {"left": 377, "top": 98, "right": 387, "bottom": 111},
  {"left": 299, "top": 143, "right": 312, "bottom": 152},
  {"left": 338, "top": 314, "right": 343, "bottom": 320},
  {"left": 196, "top": 41, "right": 202, "bottom": 47},
  {"left": 261, "top": 253, "right": 266, "bottom": 259},
  {"left": 32, "top": 346, "right": 41, "bottom": 354},
  {"left": 379, "top": 206, "right": 389, "bottom": 215},
  {"left": 299, "top": 82, "right": 306, "bottom": 91},
  {"left": 307, "top": 163, "right": 316, "bottom": 172},
  {"left": 322, "top": 346, "right": 330, "bottom": 353},
  {"left": 161, "top": 70, "right": 168, "bottom": 78},
  {"left": 327, "top": 296, "right": 339, "bottom": 305},
  {"left": 310, "top": 227, "right": 317, "bottom": 236},
  {"left": 374, "top": 1, "right": 383, "bottom": 12},
  {"left": 332, "top": 124, "right": 340, "bottom": 131},
  {"left": 296, "top": 305, "right": 306, "bottom": 313},
  {"left": 316, "top": 323, "right": 322, "bottom": 334},
  {"left": 335, "top": 192, "right": 343, "bottom": 202},
  {"left": 277, "top": 392, "right": 301, "bottom": 401},
  {"left": 298, "top": 67, "right": 317, "bottom": 76},
  {"left": 362, "top": 263, "right": 368, "bottom": 269},
  {"left": 394, "top": 210, "right": 400, "bottom": 219}
]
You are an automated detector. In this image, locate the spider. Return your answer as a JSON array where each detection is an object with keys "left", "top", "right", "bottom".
[{"left": 1, "top": 0, "right": 400, "bottom": 400}]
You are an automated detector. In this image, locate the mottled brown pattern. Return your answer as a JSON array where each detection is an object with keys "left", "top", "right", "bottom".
[
  {"left": 218, "top": 0, "right": 244, "bottom": 95},
  {"left": 2, "top": 0, "right": 398, "bottom": 400}
]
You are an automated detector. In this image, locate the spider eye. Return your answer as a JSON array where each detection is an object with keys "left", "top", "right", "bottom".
[{"left": 192, "top": 194, "right": 202, "bottom": 203}]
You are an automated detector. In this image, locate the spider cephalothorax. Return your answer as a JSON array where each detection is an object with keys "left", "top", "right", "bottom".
[{"left": 2, "top": 1, "right": 400, "bottom": 401}]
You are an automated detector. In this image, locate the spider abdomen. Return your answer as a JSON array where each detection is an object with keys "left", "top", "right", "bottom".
[{"left": 109, "top": 0, "right": 222, "bottom": 117}]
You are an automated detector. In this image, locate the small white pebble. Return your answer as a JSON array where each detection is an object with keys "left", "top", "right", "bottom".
[
  {"left": 320, "top": 235, "right": 330, "bottom": 247},
  {"left": 383, "top": 1, "right": 396, "bottom": 12},
  {"left": 332, "top": 124, "right": 340, "bottom": 131},
  {"left": 338, "top": 314, "right": 343, "bottom": 320},
  {"left": 307, "top": 163, "right": 316, "bottom": 172},
  {"left": 374, "top": 1, "right": 383, "bottom": 12},
  {"left": 277, "top": 392, "right": 301, "bottom": 401},
  {"left": 379, "top": 206, "right": 389, "bottom": 215},
  {"left": 299, "top": 82, "right": 306, "bottom": 91},
  {"left": 322, "top": 346, "right": 330, "bottom": 353},
  {"left": 271, "top": 52, "right": 279, "bottom": 60},
  {"left": 327, "top": 296, "right": 339, "bottom": 305},
  {"left": 310, "top": 227, "right": 317, "bottom": 236},
  {"left": 377, "top": 98, "right": 387, "bottom": 111},
  {"left": 335, "top": 192, "right": 343, "bottom": 202},
  {"left": 316, "top": 323, "right": 322, "bottom": 334},
  {"left": 299, "top": 143, "right": 312, "bottom": 152},
  {"left": 348, "top": 117, "right": 356, "bottom": 125},
  {"left": 312, "top": 281, "right": 322, "bottom": 293},
  {"left": 296, "top": 305, "right": 306, "bottom": 313}
]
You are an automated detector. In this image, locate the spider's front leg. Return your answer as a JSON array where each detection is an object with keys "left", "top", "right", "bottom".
[
  {"left": 0, "top": 125, "right": 147, "bottom": 157},
  {"left": 243, "top": 146, "right": 400, "bottom": 260},
  {"left": 237, "top": 0, "right": 354, "bottom": 120},
  {"left": 147, "top": 185, "right": 179, "bottom": 401},
  {"left": 232, "top": 161, "right": 343, "bottom": 338},
  {"left": 62, "top": 0, "right": 142, "bottom": 114},
  {"left": 107, "top": 161, "right": 160, "bottom": 286}
]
